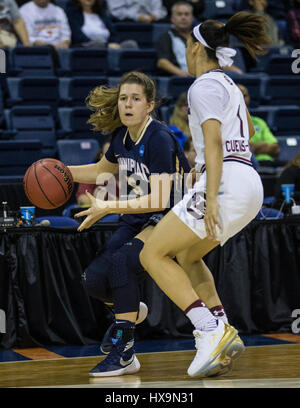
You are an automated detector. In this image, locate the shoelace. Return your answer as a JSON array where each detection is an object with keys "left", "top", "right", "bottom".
[{"left": 194, "top": 330, "right": 212, "bottom": 352}]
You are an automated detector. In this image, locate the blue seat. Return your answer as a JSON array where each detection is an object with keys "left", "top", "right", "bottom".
[
  {"left": 262, "top": 77, "right": 300, "bottom": 105},
  {"left": 10, "top": 46, "right": 55, "bottom": 77},
  {"left": 111, "top": 49, "right": 158, "bottom": 75},
  {"left": 4, "top": 106, "right": 57, "bottom": 156},
  {"left": 271, "top": 108, "right": 300, "bottom": 136},
  {"left": 153, "top": 23, "right": 172, "bottom": 44},
  {"left": 114, "top": 22, "right": 153, "bottom": 48},
  {"left": 158, "top": 76, "right": 195, "bottom": 102},
  {"left": 58, "top": 48, "right": 108, "bottom": 76},
  {"left": 35, "top": 216, "right": 79, "bottom": 227},
  {"left": 231, "top": 74, "right": 262, "bottom": 108},
  {"left": 58, "top": 107, "right": 94, "bottom": 139},
  {"left": 0, "top": 140, "right": 43, "bottom": 175},
  {"left": 250, "top": 46, "right": 293, "bottom": 73},
  {"left": 249, "top": 106, "right": 277, "bottom": 127},
  {"left": 59, "top": 76, "right": 108, "bottom": 106},
  {"left": 256, "top": 207, "right": 284, "bottom": 220},
  {"left": 202, "top": 0, "right": 236, "bottom": 19},
  {"left": 265, "top": 55, "right": 296, "bottom": 75},
  {"left": 57, "top": 139, "right": 100, "bottom": 165},
  {"left": 277, "top": 136, "right": 300, "bottom": 163},
  {"left": 6, "top": 77, "right": 60, "bottom": 111}
]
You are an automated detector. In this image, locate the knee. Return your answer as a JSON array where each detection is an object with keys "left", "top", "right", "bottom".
[{"left": 139, "top": 245, "right": 149, "bottom": 272}]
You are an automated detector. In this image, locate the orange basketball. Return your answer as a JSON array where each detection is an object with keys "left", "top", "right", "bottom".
[{"left": 24, "top": 158, "right": 74, "bottom": 210}]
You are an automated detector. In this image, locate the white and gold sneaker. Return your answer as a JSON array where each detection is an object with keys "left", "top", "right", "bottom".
[
  {"left": 187, "top": 320, "right": 237, "bottom": 377},
  {"left": 204, "top": 333, "right": 245, "bottom": 377}
]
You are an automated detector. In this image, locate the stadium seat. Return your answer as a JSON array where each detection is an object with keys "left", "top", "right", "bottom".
[
  {"left": 6, "top": 77, "right": 60, "bottom": 111},
  {"left": 111, "top": 49, "right": 158, "bottom": 76},
  {"left": 271, "top": 108, "right": 300, "bottom": 136},
  {"left": 152, "top": 23, "right": 172, "bottom": 44},
  {"left": 262, "top": 77, "right": 300, "bottom": 105},
  {"left": 202, "top": 0, "right": 236, "bottom": 19},
  {"left": 276, "top": 136, "right": 300, "bottom": 163},
  {"left": 114, "top": 22, "right": 154, "bottom": 48},
  {"left": 10, "top": 46, "right": 56, "bottom": 77},
  {"left": 230, "top": 74, "right": 263, "bottom": 108},
  {"left": 0, "top": 140, "right": 43, "bottom": 175},
  {"left": 35, "top": 216, "right": 79, "bottom": 227},
  {"left": 256, "top": 207, "right": 284, "bottom": 220},
  {"left": 57, "top": 139, "right": 100, "bottom": 165},
  {"left": 265, "top": 55, "right": 296, "bottom": 76},
  {"left": 250, "top": 46, "right": 293, "bottom": 73},
  {"left": 58, "top": 106, "right": 96, "bottom": 139},
  {"left": 57, "top": 48, "right": 108, "bottom": 76},
  {"left": 59, "top": 76, "right": 108, "bottom": 106},
  {"left": 158, "top": 76, "right": 195, "bottom": 102},
  {"left": 4, "top": 106, "right": 57, "bottom": 156},
  {"left": 249, "top": 106, "right": 277, "bottom": 126}
]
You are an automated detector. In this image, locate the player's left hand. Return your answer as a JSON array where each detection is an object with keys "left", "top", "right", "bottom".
[
  {"left": 75, "top": 191, "right": 109, "bottom": 232},
  {"left": 204, "top": 199, "right": 222, "bottom": 241}
]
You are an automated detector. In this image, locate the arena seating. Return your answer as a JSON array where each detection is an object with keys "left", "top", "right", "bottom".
[
  {"left": 56, "top": 139, "right": 100, "bottom": 165},
  {"left": 0, "top": 5, "right": 299, "bottom": 204}
]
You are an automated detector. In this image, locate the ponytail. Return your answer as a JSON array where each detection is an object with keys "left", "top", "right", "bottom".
[{"left": 225, "top": 11, "right": 271, "bottom": 59}]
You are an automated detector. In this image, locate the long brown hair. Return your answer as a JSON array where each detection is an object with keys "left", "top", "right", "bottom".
[
  {"left": 192, "top": 11, "right": 271, "bottom": 61},
  {"left": 169, "top": 92, "right": 191, "bottom": 137},
  {"left": 86, "top": 71, "right": 157, "bottom": 134}
]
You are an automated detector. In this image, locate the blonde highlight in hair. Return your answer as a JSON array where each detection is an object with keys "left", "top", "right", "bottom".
[{"left": 86, "top": 71, "right": 157, "bottom": 134}]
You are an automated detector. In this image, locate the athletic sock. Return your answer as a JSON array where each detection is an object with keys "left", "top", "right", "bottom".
[
  {"left": 210, "top": 305, "right": 229, "bottom": 324},
  {"left": 184, "top": 299, "right": 218, "bottom": 331}
]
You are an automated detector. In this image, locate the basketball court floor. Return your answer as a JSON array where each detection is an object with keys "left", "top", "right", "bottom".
[{"left": 0, "top": 333, "right": 300, "bottom": 388}]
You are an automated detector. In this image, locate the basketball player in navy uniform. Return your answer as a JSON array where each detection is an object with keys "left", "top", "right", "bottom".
[
  {"left": 69, "top": 71, "right": 192, "bottom": 376},
  {"left": 69, "top": 71, "right": 244, "bottom": 378},
  {"left": 139, "top": 12, "right": 271, "bottom": 377}
]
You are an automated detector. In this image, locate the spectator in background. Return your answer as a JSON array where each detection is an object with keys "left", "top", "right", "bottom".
[
  {"left": 168, "top": 91, "right": 190, "bottom": 149},
  {"left": 66, "top": 0, "right": 137, "bottom": 48},
  {"left": 163, "top": 0, "right": 204, "bottom": 20},
  {"left": 287, "top": 0, "right": 300, "bottom": 48},
  {"left": 0, "top": 0, "right": 30, "bottom": 47},
  {"left": 248, "top": 0, "right": 284, "bottom": 46},
  {"left": 183, "top": 137, "right": 196, "bottom": 168},
  {"left": 155, "top": 1, "right": 193, "bottom": 76},
  {"left": 20, "top": 0, "right": 71, "bottom": 49},
  {"left": 237, "top": 83, "right": 280, "bottom": 166},
  {"left": 106, "top": 0, "right": 167, "bottom": 23},
  {"left": 155, "top": 1, "right": 243, "bottom": 77}
]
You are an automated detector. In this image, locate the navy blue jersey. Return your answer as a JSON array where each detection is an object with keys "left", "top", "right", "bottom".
[{"left": 105, "top": 119, "right": 190, "bottom": 227}]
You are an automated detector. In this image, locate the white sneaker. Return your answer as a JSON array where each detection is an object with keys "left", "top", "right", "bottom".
[
  {"left": 187, "top": 320, "right": 237, "bottom": 377},
  {"left": 136, "top": 302, "right": 148, "bottom": 325},
  {"left": 204, "top": 333, "right": 245, "bottom": 377}
]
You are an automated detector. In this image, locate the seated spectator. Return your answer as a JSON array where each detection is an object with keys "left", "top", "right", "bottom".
[
  {"left": 168, "top": 91, "right": 190, "bottom": 149},
  {"left": 237, "top": 83, "right": 280, "bottom": 166},
  {"left": 163, "top": 0, "right": 204, "bottom": 21},
  {"left": 76, "top": 140, "right": 119, "bottom": 205},
  {"left": 247, "top": 0, "right": 284, "bottom": 46},
  {"left": 20, "top": 0, "right": 71, "bottom": 49},
  {"left": 273, "top": 150, "right": 300, "bottom": 208},
  {"left": 66, "top": 0, "right": 137, "bottom": 48},
  {"left": 183, "top": 137, "right": 196, "bottom": 168},
  {"left": 0, "top": 0, "right": 30, "bottom": 47},
  {"left": 155, "top": 1, "right": 243, "bottom": 77},
  {"left": 106, "top": 0, "right": 167, "bottom": 23},
  {"left": 287, "top": 0, "right": 300, "bottom": 48}
]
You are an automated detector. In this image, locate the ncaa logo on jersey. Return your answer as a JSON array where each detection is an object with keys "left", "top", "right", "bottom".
[{"left": 139, "top": 144, "right": 145, "bottom": 157}]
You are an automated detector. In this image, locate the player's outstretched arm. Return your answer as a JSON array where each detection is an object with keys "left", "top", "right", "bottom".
[{"left": 68, "top": 156, "right": 118, "bottom": 184}]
